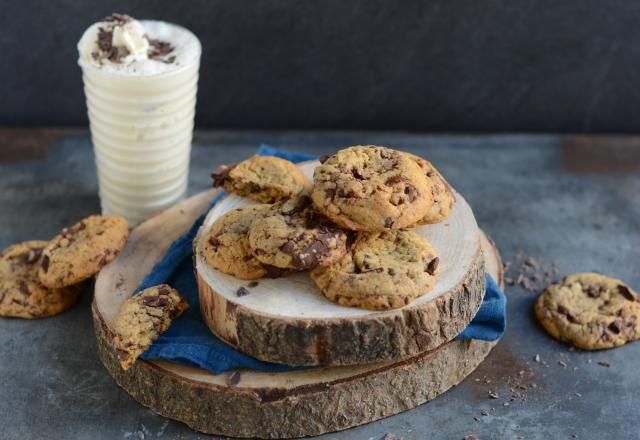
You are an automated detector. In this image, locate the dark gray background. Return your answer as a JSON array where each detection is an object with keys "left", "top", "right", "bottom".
[{"left": 3, "top": 0, "right": 640, "bottom": 132}]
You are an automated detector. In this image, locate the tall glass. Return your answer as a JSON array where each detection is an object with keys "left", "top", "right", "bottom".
[{"left": 78, "top": 21, "right": 201, "bottom": 225}]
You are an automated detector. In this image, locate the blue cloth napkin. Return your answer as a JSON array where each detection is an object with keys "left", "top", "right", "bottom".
[{"left": 136, "top": 145, "right": 507, "bottom": 374}]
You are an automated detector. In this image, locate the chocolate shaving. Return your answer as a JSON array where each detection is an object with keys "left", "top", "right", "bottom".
[
  {"left": 384, "top": 218, "right": 394, "bottom": 228},
  {"left": 148, "top": 39, "right": 176, "bottom": 63},
  {"left": 236, "top": 287, "right": 250, "bottom": 297},
  {"left": 426, "top": 257, "right": 439, "bottom": 275},
  {"left": 103, "top": 13, "right": 133, "bottom": 24},
  {"left": 211, "top": 164, "right": 236, "bottom": 187},
  {"left": 319, "top": 154, "right": 331, "bottom": 164},
  {"left": 247, "top": 281, "right": 259, "bottom": 288}
]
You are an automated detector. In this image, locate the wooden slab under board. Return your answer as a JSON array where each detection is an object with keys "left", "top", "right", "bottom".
[
  {"left": 195, "top": 160, "right": 486, "bottom": 366},
  {"left": 93, "top": 187, "right": 504, "bottom": 439}
]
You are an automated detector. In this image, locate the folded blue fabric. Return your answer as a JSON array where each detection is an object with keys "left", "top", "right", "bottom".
[{"left": 136, "top": 145, "right": 507, "bottom": 374}]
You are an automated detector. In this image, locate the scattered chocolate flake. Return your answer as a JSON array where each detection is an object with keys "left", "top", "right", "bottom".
[
  {"left": 480, "top": 410, "right": 490, "bottom": 416},
  {"left": 426, "top": 257, "right": 439, "bottom": 275},
  {"left": 148, "top": 39, "right": 176, "bottom": 63},
  {"left": 597, "top": 360, "right": 611, "bottom": 367},
  {"left": 384, "top": 218, "right": 394, "bottom": 228},
  {"left": 103, "top": 13, "right": 133, "bottom": 24},
  {"left": 247, "top": 281, "right": 259, "bottom": 288},
  {"left": 318, "top": 154, "right": 331, "bottom": 164},
  {"left": 227, "top": 371, "right": 241, "bottom": 385},
  {"left": 236, "top": 287, "right": 250, "bottom": 297}
]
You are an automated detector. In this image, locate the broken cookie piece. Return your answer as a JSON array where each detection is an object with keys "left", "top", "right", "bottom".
[
  {"left": 113, "top": 284, "right": 188, "bottom": 370},
  {"left": 211, "top": 155, "right": 311, "bottom": 203}
]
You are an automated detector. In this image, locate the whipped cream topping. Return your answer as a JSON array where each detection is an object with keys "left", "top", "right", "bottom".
[{"left": 78, "top": 14, "right": 201, "bottom": 76}]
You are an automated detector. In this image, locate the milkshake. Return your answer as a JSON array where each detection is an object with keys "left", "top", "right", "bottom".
[{"left": 77, "top": 14, "right": 201, "bottom": 225}]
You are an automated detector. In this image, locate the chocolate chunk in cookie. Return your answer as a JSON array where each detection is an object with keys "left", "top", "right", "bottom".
[
  {"left": 0, "top": 241, "right": 84, "bottom": 318},
  {"left": 534, "top": 272, "right": 640, "bottom": 350},
  {"left": 310, "top": 229, "right": 439, "bottom": 310},
  {"left": 212, "top": 155, "right": 311, "bottom": 203},
  {"left": 311, "top": 146, "right": 434, "bottom": 231},
  {"left": 38, "top": 215, "right": 129, "bottom": 288}
]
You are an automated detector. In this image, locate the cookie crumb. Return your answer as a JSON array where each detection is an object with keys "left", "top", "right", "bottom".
[{"left": 236, "top": 287, "right": 250, "bottom": 297}]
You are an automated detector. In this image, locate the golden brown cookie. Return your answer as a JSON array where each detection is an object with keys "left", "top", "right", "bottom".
[
  {"left": 113, "top": 284, "right": 189, "bottom": 370},
  {"left": 0, "top": 241, "right": 84, "bottom": 318},
  {"left": 202, "top": 204, "right": 290, "bottom": 279},
  {"left": 248, "top": 195, "right": 349, "bottom": 271},
  {"left": 212, "top": 155, "right": 311, "bottom": 203},
  {"left": 311, "top": 146, "right": 433, "bottom": 231},
  {"left": 38, "top": 215, "right": 129, "bottom": 288},
  {"left": 404, "top": 153, "right": 456, "bottom": 224},
  {"left": 534, "top": 272, "right": 640, "bottom": 350},
  {"left": 310, "top": 230, "right": 439, "bottom": 310}
]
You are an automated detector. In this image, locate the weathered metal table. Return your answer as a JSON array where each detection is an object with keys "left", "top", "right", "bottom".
[{"left": 1, "top": 129, "right": 639, "bottom": 440}]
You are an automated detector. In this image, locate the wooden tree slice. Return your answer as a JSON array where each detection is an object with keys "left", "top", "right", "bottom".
[
  {"left": 195, "top": 161, "right": 485, "bottom": 366},
  {"left": 93, "top": 187, "right": 502, "bottom": 438},
  {"left": 93, "top": 187, "right": 503, "bottom": 438}
]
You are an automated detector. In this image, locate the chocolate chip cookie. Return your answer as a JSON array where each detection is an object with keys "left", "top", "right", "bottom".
[
  {"left": 248, "top": 195, "right": 349, "bottom": 271},
  {"left": 534, "top": 272, "right": 640, "bottom": 350},
  {"left": 38, "top": 215, "right": 128, "bottom": 288},
  {"left": 202, "top": 204, "right": 289, "bottom": 279},
  {"left": 0, "top": 241, "right": 84, "bottom": 318},
  {"left": 212, "top": 155, "right": 311, "bottom": 203},
  {"left": 113, "top": 284, "right": 189, "bottom": 370},
  {"left": 310, "top": 229, "right": 440, "bottom": 310},
  {"left": 311, "top": 146, "right": 433, "bottom": 231},
  {"left": 404, "top": 153, "right": 456, "bottom": 224}
]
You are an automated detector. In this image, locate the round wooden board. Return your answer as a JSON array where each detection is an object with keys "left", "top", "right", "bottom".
[
  {"left": 93, "top": 187, "right": 504, "bottom": 439},
  {"left": 195, "top": 160, "right": 486, "bottom": 366}
]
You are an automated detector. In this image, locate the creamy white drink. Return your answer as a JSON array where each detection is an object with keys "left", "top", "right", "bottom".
[{"left": 78, "top": 14, "right": 201, "bottom": 225}]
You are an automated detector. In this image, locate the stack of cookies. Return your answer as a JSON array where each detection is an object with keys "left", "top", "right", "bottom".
[
  {"left": 0, "top": 215, "right": 129, "bottom": 319},
  {"left": 207, "top": 145, "right": 455, "bottom": 310}
]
